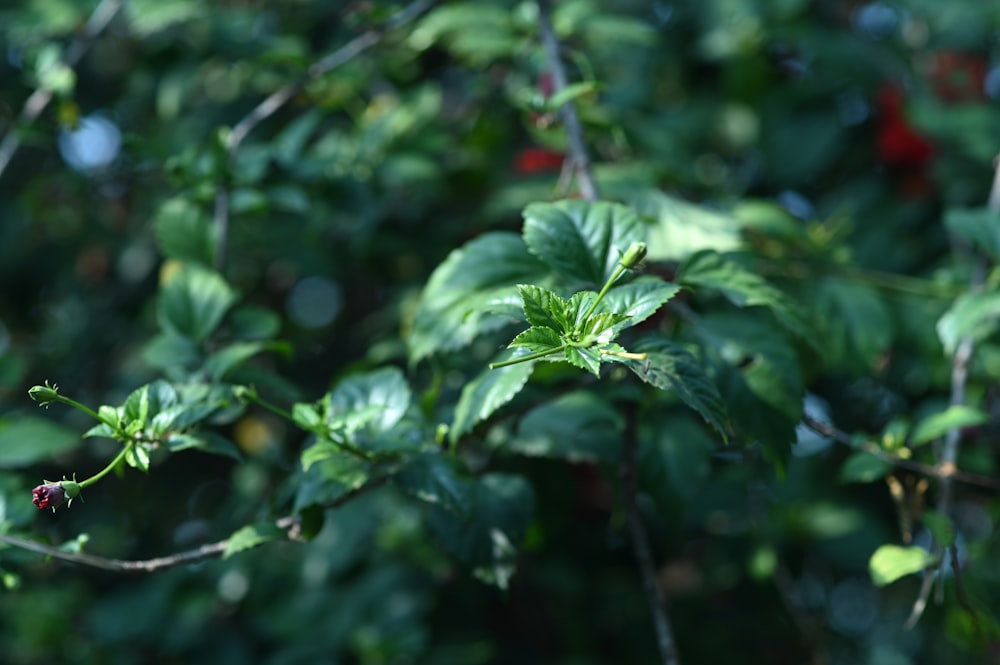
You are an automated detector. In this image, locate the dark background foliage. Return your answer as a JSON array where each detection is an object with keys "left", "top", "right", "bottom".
[{"left": 2, "top": 1, "right": 1000, "bottom": 664}]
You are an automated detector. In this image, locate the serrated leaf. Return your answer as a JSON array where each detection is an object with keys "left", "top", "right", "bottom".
[
  {"left": 0, "top": 417, "right": 81, "bottom": 468},
  {"left": 511, "top": 391, "right": 623, "bottom": 462},
  {"left": 578, "top": 312, "right": 630, "bottom": 343},
  {"left": 517, "top": 284, "right": 567, "bottom": 331},
  {"left": 937, "top": 288, "right": 1000, "bottom": 355},
  {"left": 944, "top": 207, "right": 1000, "bottom": 262},
  {"left": 408, "top": 233, "right": 549, "bottom": 363},
  {"left": 869, "top": 544, "right": 934, "bottom": 587},
  {"left": 522, "top": 200, "right": 645, "bottom": 286},
  {"left": 563, "top": 346, "right": 602, "bottom": 376},
  {"left": 223, "top": 522, "right": 285, "bottom": 559},
  {"left": 158, "top": 263, "right": 238, "bottom": 342},
  {"left": 598, "top": 276, "right": 680, "bottom": 333},
  {"left": 563, "top": 291, "right": 599, "bottom": 330},
  {"left": 395, "top": 453, "right": 473, "bottom": 516},
  {"left": 839, "top": 452, "right": 893, "bottom": 483},
  {"left": 679, "top": 250, "right": 812, "bottom": 345},
  {"left": 451, "top": 356, "right": 534, "bottom": 443},
  {"left": 910, "top": 405, "right": 988, "bottom": 447},
  {"left": 508, "top": 326, "right": 562, "bottom": 352},
  {"left": 620, "top": 338, "right": 728, "bottom": 440}
]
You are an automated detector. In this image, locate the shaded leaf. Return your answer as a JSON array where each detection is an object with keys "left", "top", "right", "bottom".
[
  {"left": 944, "top": 207, "right": 1000, "bottom": 262},
  {"left": 158, "top": 263, "right": 238, "bottom": 342},
  {"left": 937, "top": 288, "right": 1000, "bottom": 355},
  {"left": 154, "top": 196, "right": 216, "bottom": 266},
  {"left": 839, "top": 452, "right": 893, "bottom": 484},
  {"left": 598, "top": 276, "right": 680, "bottom": 333},
  {"left": 910, "top": 405, "right": 988, "bottom": 447},
  {"left": 0, "top": 417, "right": 81, "bottom": 468},
  {"left": 395, "top": 453, "right": 473, "bottom": 516},
  {"left": 223, "top": 522, "right": 285, "bottom": 559},
  {"left": 511, "top": 391, "right": 622, "bottom": 462}
]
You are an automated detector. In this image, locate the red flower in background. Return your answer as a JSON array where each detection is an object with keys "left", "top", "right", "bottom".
[
  {"left": 514, "top": 147, "right": 564, "bottom": 174},
  {"left": 875, "top": 85, "right": 935, "bottom": 169}
]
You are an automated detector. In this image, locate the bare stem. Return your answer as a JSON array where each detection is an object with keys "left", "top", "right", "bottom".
[
  {"left": 536, "top": 0, "right": 598, "bottom": 202},
  {"left": 0, "top": 477, "right": 389, "bottom": 573},
  {"left": 622, "top": 406, "right": 681, "bottom": 665},
  {"left": 213, "top": 0, "right": 436, "bottom": 270},
  {"left": 0, "top": 0, "right": 123, "bottom": 179}
]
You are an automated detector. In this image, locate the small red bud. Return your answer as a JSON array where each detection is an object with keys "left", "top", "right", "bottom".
[{"left": 32, "top": 483, "right": 67, "bottom": 512}]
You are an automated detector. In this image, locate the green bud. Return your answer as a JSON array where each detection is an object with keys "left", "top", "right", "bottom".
[
  {"left": 28, "top": 382, "right": 60, "bottom": 406},
  {"left": 620, "top": 241, "right": 647, "bottom": 270}
]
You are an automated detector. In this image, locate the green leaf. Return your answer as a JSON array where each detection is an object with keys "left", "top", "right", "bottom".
[
  {"left": 937, "top": 288, "right": 1000, "bottom": 354},
  {"left": 620, "top": 337, "right": 728, "bottom": 440},
  {"left": 408, "top": 232, "right": 549, "bottom": 363},
  {"left": 910, "top": 405, "right": 988, "bottom": 446},
  {"left": 511, "top": 391, "right": 623, "bottom": 462},
  {"left": 508, "top": 326, "right": 563, "bottom": 353},
  {"left": 158, "top": 263, "right": 238, "bottom": 342},
  {"left": 679, "top": 250, "right": 812, "bottom": 344},
  {"left": 292, "top": 403, "right": 322, "bottom": 430},
  {"left": 563, "top": 346, "right": 603, "bottom": 376},
  {"left": 922, "top": 510, "right": 956, "bottom": 548},
  {"left": 563, "top": 291, "right": 599, "bottom": 330},
  {"left": 228, "top": 306, "right": 282, "bottom": 340},
  {"left": 326, "top": 366, "right": 411, "bottom": 434},
  {"left": 142, "top": 332, "right": 201, "bottom": 372},
  {"left": 0, "top": 417, "right": 81, "bottom": 468},
  {"left": 545, "top": 81, "right": 600, "bottom": 111},
  {"left": 154, "top": 197, "right": 216, "bottom": 266},
  {"left": 812, "top": 277, "right": 893, "bottom": 370},
  {"left": 642, "top": 413, "right": 715, "bottom": 500},
  {"left": 522, "top": 200, "right": 645, "bottom": 286},
  {"left": 395, "top": 453, "right": 473, "bottom": 516},
  {"left": 451, "top": 358, "right": 534, "bottom": 444},
  {"left": 223, "top": 522, "right": 285, "bottom": 559},
  {"left": 631, "top": 190, "right": 744, "bottom": 261},
  {"left": 517, "top": 284, "right": 567, "bottom": 331},
  {"left": 839, "top": 452, "right": 893, "bottom": 483},
  {"left": 944, "top": 207, "right": 1000, "bottom": 261},
  {"left": 125, "top": 444, "right": 150, "bottom": 472},
  {"left": 869, "top": 544, "right": 934, "bottom": 587},
  {"left": 428, "top": 473, "right": 534, "bottom": 589},
  {"left": 203, "top": 341, "right": 292, "bottom": 380},
  {"left": 165, "top": 431, "right": 241, "bottom": 459},
  {"left": 598, "top": 276, "right": 680, "bottom": 333}
]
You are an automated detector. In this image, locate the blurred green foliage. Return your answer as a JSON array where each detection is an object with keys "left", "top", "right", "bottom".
[{"left": 2, "top": 1, "right": 1000, "bottom": 664}]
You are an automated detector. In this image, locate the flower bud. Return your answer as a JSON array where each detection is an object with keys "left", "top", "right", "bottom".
[
  {"left": 28, "top": 382, "right": 60, "bottom": 406},
  {"left": 32, "top": 483, "right": 67, "bottom": 512},
  {"left": 620, "top": 241, "right": 647, "bottom": 270}
]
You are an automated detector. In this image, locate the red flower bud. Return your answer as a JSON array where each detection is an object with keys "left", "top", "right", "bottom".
[{"left": 32, "top": 483, "right": 67, "bottom": 511}]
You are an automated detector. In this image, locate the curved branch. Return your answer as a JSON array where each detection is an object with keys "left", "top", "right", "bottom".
[
  {"left": 0, "top": 0, "right": 123, "bottom": 179},
  {"left": 0, "top": 477, "right": 389, "bottom": 574},
  {"left": 536, "top": 0, "right": 598, "bottom": 202},
  {"left": 213, "top": 0, "right": 437, "bottom": 270}
]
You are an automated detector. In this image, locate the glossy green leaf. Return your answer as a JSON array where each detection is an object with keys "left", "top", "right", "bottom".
[
  {"left": 522, "top": 200, "right": 645, "bottom": 286},
  {"left": 508, "top": 326, "right": 562, "bottom": 353},
  {"left": 937, "top": 288, "right": 1000, "bottom": 355},
  {"left": 326, "top": 366, "right": 411, "bottom": 434},
  {"left": 517, "top": 284, "right": 567, "bottom": 331},
  {"left": 839, "top": 452, "right": 893, "bottom": 483},
  {"left": 598, "top": 276, "right": 680, "bottom": 333},
  {"left": 511, "top": 391, "right": 623, "bottom": 462},
  {"left": 408, "top": 232, "right": 549, "bottom": 363},
  {"left": 158, "top": 263, "right": 238, "bottom": 342},
  {"left": 563, "top": 346, "right": 603, "bottom": 376},
  {"left": 633, "top": 190, "right": 744, "bottom": 261},
  {"left": 869, "top": 544, "right": 934, "bottom": 587},
  {"left": 910, "top": 405, "right": 988, "bottom": 446},
  {"left": 619, "top": 337, "right": 728, "bottom": 440},
  {"left": 223, "top": 522, "right": 285, "bottom": 559},
  {"left": 679, "top": 250, "right": 812, "bottom": 344},
  {"left": 451, "top": 356, "right": 534, "bottom": 444},
  {"left": 125, "top": 444, "right": 150, "bottom": 472},
  {"left": 0, "top": 417, "right": 81, "bottom": 468}
]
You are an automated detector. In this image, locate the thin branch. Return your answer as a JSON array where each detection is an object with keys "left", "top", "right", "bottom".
[
  {"left": 622, "top": 407, "right": 681, "bottom": 665},
  {"left": 0, "top": 477, "right": 389, "bottom": 574},
  {"left": 213, "top": 0, "right": 436, "bottom": 270},
  {"left": 801, "top": 414, "right": 1000, "bottom": 491},
  {"left": 905, "top": 153, "right": 1000, "bottom": 628},
  {"left": 536, "top": 0, "right": 599, "bottom": 202},
  {"left": 0, "top": 0, "right": 123, "bottom": 179}
]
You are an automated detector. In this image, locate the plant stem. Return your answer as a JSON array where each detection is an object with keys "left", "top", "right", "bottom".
[
  {"left": 56, "top": 395, "right": 117, "bottom": 428},
  {"left": 79, "top": 445, "right": 130, "bottom": 489},
  {"left": 580, "top": 263, "right": 628, "bottom": 325},
  {"left": 489, "top": 345, "right": 567, "bottom": 369}
]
